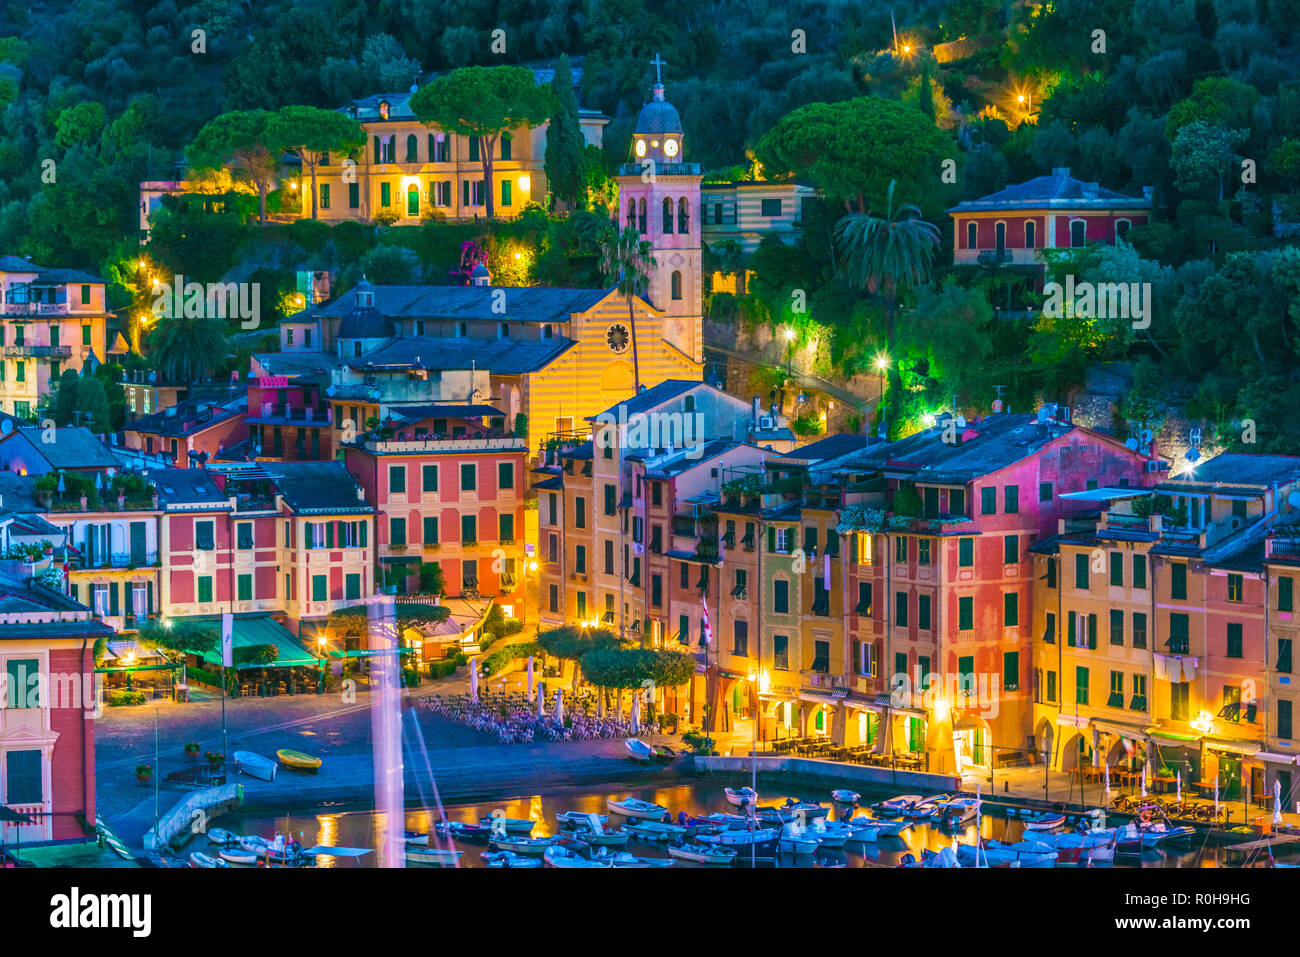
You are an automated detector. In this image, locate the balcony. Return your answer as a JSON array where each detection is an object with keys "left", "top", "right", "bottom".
[
  {"left": 671, "top": 515, "right": 696, "bottom": 537},
  {"left": 76, "top": 551, "right": 159, "bottom": 570},
  {"left": 7, "top": 344, "right": 72, "bottom": 358}
]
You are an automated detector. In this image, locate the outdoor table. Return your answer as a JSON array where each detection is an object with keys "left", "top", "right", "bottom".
[{"left": 1152, "top": 775, "right": 1176, "bottom": 794}]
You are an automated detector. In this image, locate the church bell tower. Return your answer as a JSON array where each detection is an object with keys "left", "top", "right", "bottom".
[{"left": 615, "top": 55, "right": 703, "bottom": 366}]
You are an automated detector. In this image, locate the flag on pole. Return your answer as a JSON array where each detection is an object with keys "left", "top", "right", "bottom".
[
  {"left": 220, "top": 612, "right": 234, "bottom": 669},
  {"left": 700, "top": 593, "right": 712, "bottom": 646}
]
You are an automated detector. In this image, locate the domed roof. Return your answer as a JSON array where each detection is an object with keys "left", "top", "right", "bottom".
[
  {"left": 338, "top": 305, "right": 395, "bottom": 340},
  {"left": 470, "top": 263, "right": 490, "bottom": 278},
  {"left": 635, "top": 84, "right": 682, "bottom": 136}
]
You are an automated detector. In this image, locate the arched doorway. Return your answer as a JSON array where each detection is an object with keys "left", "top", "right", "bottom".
[
  {"left": 407, "top": 185, "right": 420, "bottom": 217},
  {"left": 1034, "top": 718, "right": 1054, "bottom": 763}
]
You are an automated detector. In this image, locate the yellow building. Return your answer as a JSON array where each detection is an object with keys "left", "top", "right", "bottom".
[
  {"left": 0, "top": 257, "right": 112, "bottom": 420},
  {"left": 307, "top": 87, "right": 608, "bottom": 224}
]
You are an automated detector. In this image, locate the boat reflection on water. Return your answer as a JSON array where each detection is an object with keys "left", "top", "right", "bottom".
[{"left": 223, "top": 782, "right": 1285, "bottom": 868}]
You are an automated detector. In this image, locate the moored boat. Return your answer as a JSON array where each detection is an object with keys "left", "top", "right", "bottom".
[
  {"left": 725, "top": 787, "right": 759, "bottom": 807},
  {"left": 807, "top": 818, "right": 854, "bottom": 848},
  {"left": 275, "top": 749, "right": 322, "bottom": 773},
  {"left": 218, "top": 847, "right": 258, "bottom": 866},
  {"left": 607, "top": 796, "right": 668, "bottom": 820},
  {"left": 874, "top": 794, "right": 927, "bottom": 817},
  {"left": 233, "top": 750, "right": 277, "bottom": 782},
  {"left": 652, "top": 745, "right": 677, "bottom": 763},
  {"left": 625, "top": 738, "right": 655, "bottom": 762},
  {"left": 1020, "top": 811, "right": 1068, "bottom": 832},
  {"left": 781, "top": 798, "right": 829, "bottom": 819},
  {"left": 599, "top": 850, "right": 676, "bottom": 868},
  {"left": 779, "top": 822, "right": 821, "bottom": 855},
  {"left": 842, "top": 816, "right": 914, "bottom": 842},
  {"left": 435, "top": 820, "right": 492, "bottom": 841},
  {"left": 207, "top": 827, "right": 238, "bottom": 846},
  {"left": 477, "top": 815, "right": 535, "bottom": 835},
  {"left": 490, "top": 834, "right": 558, "bottom": 855},
  {"left": 957, "top": 839, "right": 1058, "bottom": 868},
  {"left": 545, "top": 844, "right": 612, "bottom": 868},
  {"left": 831, "top": 789, "right": 860, "bottom": 806},
  {"left": 623, "top": 820, "right": 688, "bottom": 841},
  {"left": 188, "top": 851, "right": 229, "bottom": 869},
  {"left": 666, "top": 840, "right": 738, "bottom": 865},
  {"left": 930, "top": 797, "right": 980, "bottom": 827},
  {"left": 556, "top": 810, "right": 609, "bottom": 826},
  {"left": 480, "top": 849, "right": 542, "bottom": 868},
  {"left": 406, "top": 846, "right": 463, "bottom": 867}
]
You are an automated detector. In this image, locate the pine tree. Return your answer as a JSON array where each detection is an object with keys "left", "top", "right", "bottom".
[
  {"left": 544, "top": 55, "right": 586, "bottom": 211},
  {"left": 918, "top": 60, "right": 936, "bottom": 123}
]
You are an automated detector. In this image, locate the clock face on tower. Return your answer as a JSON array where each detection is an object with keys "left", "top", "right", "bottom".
[
  {"left": 634, "top": 139, "right": 647, "bottom": 157},
  {"left": 606, "top": 322, "right": 631, "bottom": 354},
  {"left": 663, "top": 138, "right": 679, "bottom": 158}
]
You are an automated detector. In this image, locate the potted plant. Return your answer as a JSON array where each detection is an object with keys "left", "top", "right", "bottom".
[
  {"left": 136, "top": 763, "right": 152, "bottom": 784},
  {"left": 205, "top": 751, "right": 224, "bottom": 770},
  {"left": 184, "top": 742, "right": 200, "bottom": 761}
]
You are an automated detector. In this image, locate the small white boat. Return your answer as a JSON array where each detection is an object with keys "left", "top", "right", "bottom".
[
  {"left": 930, "top": 797, "right": 980, "bottom": 826},
  {"left": 575, "top": 827, "right": 630, "bottom": 848},
  {"left": 490, "top": 835, "right": 559, "bottom": 855},
  {"left": 402, "top": 831, "right": 429, "bottom": 846},
  {"left": 898, "top": 794, "right": 951, "bottom": 819},
  {"left": 874, "top": 794, "right": 926, "bottom": 817},
  {"left": 831, "top": 789, "right": 860, "bottom": 806},
  {"left": 188, "top": 851, "right": 229, "bottom": 869},
  {"left": 807, "top": 818, "right": 854, "bottom": 848},
  {"left": 1029, "top": 830, "right": 1116, "bottom": 864},
  {"left": 237, "top": 835, "right": 272, "bottom": 857},
  {"left": 599, "top": 850, "right": 676, "bottom": 868},
  {"left": 545, "top": 845, "right": 612, "bottom": 868},
  {"left": 477, "top": 816, "right": 535, "bottom": 835},
  {"left": 607, "top": 796, "right": 668, "bottom": 820},
  {"left": 698, "top": 827, "right": 781, "bottom": 848},
  {"left": 1019, "top": 811, "right": 1068, "bottom": 832},
  {"left": 480, "top": 849, "right": 542, "bottom": 868},
  {"left": 625, "top": 738, "right": 656, "bottom": 762},
  {"left": 407, "top": 846, "right": 463, "bottom": 867},
  {"left": 779, "top": 822, "right": 821, "bottom": 855},
  {"left": 219, "top": 847, "right": 258, "bottom": 866},
  {"left": 694, "top": 811, "right": 752, "bottom": 830},
  {"left": 667, "top": 841, "right": 738, "bottom": 865},
  {"left": 958, "top": 840, "right": 1058, "bottom": 868},
  {"left": 435, "top": 820, "right": 492, "bottom": 840},
  {"left": 207, "top": 828, "right": 238, "bottom": 846},
  {"left": 623, "top": 820, "right": 688, "bottom": 841},
  {"left": 233, "top": 750, "right": 277, "bottom": 782},
  {"left": 725, "top": 787, "right": 758, "bottom": 808},
  {"left": 556, "top": 810, "right": 609, "bottom": 826},
  {"left": 843, "top": 816, "right": 914, "bottom": 841}
]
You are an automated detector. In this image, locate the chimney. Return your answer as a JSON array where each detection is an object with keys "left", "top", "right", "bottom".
[{"left": 356, "top": 485, "right": 365, "bottom": 502}]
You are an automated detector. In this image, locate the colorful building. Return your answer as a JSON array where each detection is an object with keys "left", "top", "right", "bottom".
[
  {"left": 0, "top": 257, "right": 111, "bottom": 420},
  {"left": 342, "top": 418, "right": 527, "bottom": 604},
  {"left": 0, "top": 570, "right": 112, "bottom": 845}
]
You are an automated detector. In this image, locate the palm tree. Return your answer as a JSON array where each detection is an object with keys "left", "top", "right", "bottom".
[
  {"left": 599, "top": 224, "right": 657, "bottom": 392},
  {"left": 150, "top": 316, "right": 229, "bottom": 385},
  {"left": 834, "top": 180, "right": 940, "bottom": 404}
]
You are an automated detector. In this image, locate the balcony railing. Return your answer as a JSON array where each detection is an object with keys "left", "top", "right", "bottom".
[
  {"left": 77, "top": 551, "right": 159, "bottom": 570},
  {"left": 8, "top": 344, "right": 72, "bottom": 358}
]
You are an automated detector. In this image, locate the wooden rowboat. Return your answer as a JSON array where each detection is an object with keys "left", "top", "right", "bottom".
[{"left": 276, "top": 749, "right": 322, "bottom": 773}]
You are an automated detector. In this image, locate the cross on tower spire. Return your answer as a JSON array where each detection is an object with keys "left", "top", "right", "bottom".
[{"left": 650, "top": 52, "right": 666, "bottom": 85}]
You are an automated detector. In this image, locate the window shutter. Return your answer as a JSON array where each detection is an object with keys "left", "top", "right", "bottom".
[
  {"left": 361, "top": 521, "right": 368, "bottom": 547},
  {"left": 109, "top": 582, "right": 119, "bottom": 617},
  {"left": 768, "top": 527, "right": 776, "bottom": 552},
  {"left": 125, "top": 582, "right": 134, "bottom": 615},
  {"left": 147, "top": 581, "right": 154, "bottom": 614},
  {"left": 327, "top": 522, "right": 335, "bottom": 548}
]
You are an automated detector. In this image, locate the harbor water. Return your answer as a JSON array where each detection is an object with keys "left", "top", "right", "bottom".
[{"left": 202, "top": 778, "right": 1287, "bottom": 868}]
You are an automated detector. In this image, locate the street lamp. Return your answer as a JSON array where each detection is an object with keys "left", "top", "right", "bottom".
[{"left": 874, "top": 354, "right": 890, "bottom": 418}]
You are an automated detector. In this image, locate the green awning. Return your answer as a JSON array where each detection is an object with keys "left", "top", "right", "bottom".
[
  {"left": 328, "top": 648, "right": 416, "bottom": 658},
  {"left": 191, "top": 615, "right": 321, "bottom": 670}
]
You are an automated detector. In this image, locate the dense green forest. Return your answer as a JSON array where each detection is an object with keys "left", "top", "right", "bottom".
[{"left": 2, "top": 0, "right": 1300, "bottom": 449}]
